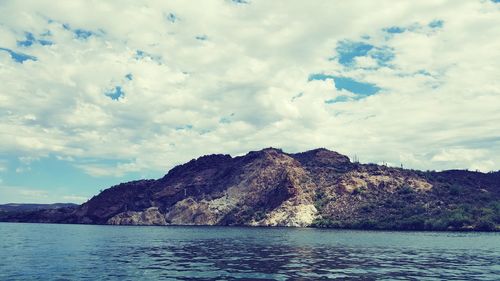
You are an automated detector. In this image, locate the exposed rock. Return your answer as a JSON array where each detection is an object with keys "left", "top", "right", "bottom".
[
  {"left": 165, "top": 198, "right": 219, "bottom": 225},
  {"left": 107, "top": 207, "right": 166, "bottom": 225},
  {"left": 257, "top": 202, "right": 318, "bottom": 227},
  {"left": 338, "top": 171, "right": 433, "bottom": 193}
]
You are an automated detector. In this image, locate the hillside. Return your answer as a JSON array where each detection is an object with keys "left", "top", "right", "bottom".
[{"left": 1, "top": 148, "right": 499, "bottom": 230}]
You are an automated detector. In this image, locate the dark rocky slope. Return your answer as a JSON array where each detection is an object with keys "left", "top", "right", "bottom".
[{"left": 1, "top": 148, "right": 499, "bottom": 230}]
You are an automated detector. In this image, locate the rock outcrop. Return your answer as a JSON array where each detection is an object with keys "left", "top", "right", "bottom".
[
  {"left": 107, "top": 207, "right": 166, "bottom": 225},
  {"left": 1, "top": 148, "right": 499, "bottom": 231}
]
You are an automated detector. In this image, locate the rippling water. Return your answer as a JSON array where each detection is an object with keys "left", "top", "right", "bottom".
[{"left": 0, "top": 223, "right": 499, "bottom": 280}]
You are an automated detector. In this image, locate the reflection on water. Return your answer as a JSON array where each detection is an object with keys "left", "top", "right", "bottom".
[{"left": 0, "top": 223, "right": 499, "bottom": 280}]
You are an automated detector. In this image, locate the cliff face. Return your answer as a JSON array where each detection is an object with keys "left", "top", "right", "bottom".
[
  {"left": 74, "top": 148, "right": 319, "bottom": 227},
  {"left": 2, "top": 148, "right": 499, "bottom": 230}
]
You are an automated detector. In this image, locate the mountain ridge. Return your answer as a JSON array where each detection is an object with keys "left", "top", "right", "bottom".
[{"left": 1, "top": 148, "right": 499, "bottom": 231}]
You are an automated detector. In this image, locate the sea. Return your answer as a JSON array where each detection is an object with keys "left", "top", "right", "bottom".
[{"left": 0, "top": 222, "right": 499, "bottom": 280}]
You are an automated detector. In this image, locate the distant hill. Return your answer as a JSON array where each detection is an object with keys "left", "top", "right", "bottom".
[
  {"left": 1, "top": 148, "right": 499, "bottom": 231},
  {"left": 0, "top": 203, "right": 78, "bottom": 213}
]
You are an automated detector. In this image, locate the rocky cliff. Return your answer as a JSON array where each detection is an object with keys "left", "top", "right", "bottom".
[{"left": 1, "top": 148, "right": 499, "bottom": 230}]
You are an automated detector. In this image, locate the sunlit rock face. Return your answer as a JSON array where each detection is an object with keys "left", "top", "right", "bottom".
[
  {"left": 107, "top": 207, "right": 166, "bottom": 225},
  {"left": 2, "top": 148, "right": 499, "bottom": 231}
]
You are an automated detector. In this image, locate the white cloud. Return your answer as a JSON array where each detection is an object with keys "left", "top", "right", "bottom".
[
  {"left": 18, "top": 189, "right": 48, "bottom": 198},
  {"left": 0, "top": 185, "right": 89, "bottom": 204},
  {"left": 0, "top": 161, "right": 7, "bottom": 173},
  {"left": 18, "top": 156, "right": 39, "bottom": 165},
  {"left": 0, "top": 0, "right": 499, "bottom": 180},
  {"left": 62, "top": 195, "right": 88, "bottom": 203},
  {"left": 0, "top": 186, "right": 49, "bottom": 203},
  {"left": 75, "top": 160, "right": 146, "bottom": 178}
]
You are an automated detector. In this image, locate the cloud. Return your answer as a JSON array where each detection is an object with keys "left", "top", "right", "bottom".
[
  {"left": 429, "top": 148, "right": 496, "bottom": 172},
  {"left": 62, "top": 195, "right": 88, "bottom": 203},
  {"left": 0, "top": 160, "right": 7, "bottom": 172},
  {"left": 18, "top": 188, "right": 49, "bottom": 198},
  {"left": 0, "top": 0, "right": 498, "bottom": 205},
  {"left": 0, "top": 185, "right": 89, "bottom": 204},
  {"left": 75, "top": 160, "right": 145, "bottom": 178},
  {"left": 0, "top": 186, "right": 49, "bottom": 203}
]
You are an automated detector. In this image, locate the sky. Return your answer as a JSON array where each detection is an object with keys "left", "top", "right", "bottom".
[{"left": 1, "top": 0, "right": 500, "bottom": 204}]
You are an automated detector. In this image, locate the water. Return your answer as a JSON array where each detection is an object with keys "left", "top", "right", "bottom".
[{"left": 0, "top": 223, "right": 499, "bottom": 280}]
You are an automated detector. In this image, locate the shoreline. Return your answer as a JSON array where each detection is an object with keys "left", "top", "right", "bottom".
[{"left": 1, "top": 220, "right": 498, "bottom": 233}]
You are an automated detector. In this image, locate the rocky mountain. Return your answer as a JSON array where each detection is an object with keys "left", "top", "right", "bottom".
[{"left": 1, "top": 148, "right": 499, "bottom": 231}]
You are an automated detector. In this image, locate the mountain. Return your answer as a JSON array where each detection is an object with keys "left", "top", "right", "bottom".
[{"left": 1, "top": 148, "right": 499, "bottom": 230}]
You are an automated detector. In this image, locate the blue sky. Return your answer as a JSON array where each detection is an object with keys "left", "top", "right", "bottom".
[{"left": 1, "top": 0, "right": 500, "bottom": 203}]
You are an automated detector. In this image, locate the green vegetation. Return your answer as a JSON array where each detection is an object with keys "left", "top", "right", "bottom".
[
  {"left": 432, "top": 202, "right": 499, "bottom": 230},
  {"left": 352, "top": 186, "right": 365, "bottom": 195},
  {"left": 311, "top": 202, "right": 500, "bottom": 231},
  {"left": 398, "top": 185, "right": 414, "bottom": 195},
  {"left": 253, "top": 210, "right": 266, "bottom": 221},
  {"left": 313, "top": 190, "right": 328, "bottom": 212},
  {"left": 310, "top": 217, "right": 344, "bottom": 228}
]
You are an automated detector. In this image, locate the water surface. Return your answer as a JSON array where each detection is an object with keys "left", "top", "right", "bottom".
[{"left": 0, "top": 223, "right": 499, "bottom": 280}]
